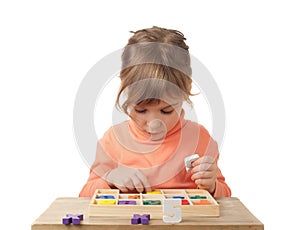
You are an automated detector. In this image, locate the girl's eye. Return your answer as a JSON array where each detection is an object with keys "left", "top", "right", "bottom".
[
  {"left": 161, "top": 110, "right": 174, "bottom": 114},
  {"left": 135, "top": 109, "right": 147, "bottom": 113}
]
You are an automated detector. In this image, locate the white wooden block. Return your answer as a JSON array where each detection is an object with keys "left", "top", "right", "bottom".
[
  {"left": 163, "top": 199, "right": 182, "bottom": 223},
  {"left": 184, "top": 154, "right": 199, "bottom": 172}
]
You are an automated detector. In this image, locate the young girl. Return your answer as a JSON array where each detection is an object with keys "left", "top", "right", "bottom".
[{"left": 79, "top": 26, "right": 231, "bottom": 197}]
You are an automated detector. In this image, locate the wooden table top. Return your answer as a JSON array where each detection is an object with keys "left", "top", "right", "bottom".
[{"left": 31, "top": 197, "right": 263, "bottom": 230}]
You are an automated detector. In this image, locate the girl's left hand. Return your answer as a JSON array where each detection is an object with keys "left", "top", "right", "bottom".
[{"left": 190, "top": 156, "right": 218, "bottom": 194}]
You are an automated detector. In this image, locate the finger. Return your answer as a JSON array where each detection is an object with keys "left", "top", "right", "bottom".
[
  {"left": 113, "top": 175, "right": 135, "bottom": 192},
  {"left": 197, "top": 183, "right": 209, "bottom": 190},
  {"left": 124, "top": 178, "right": 137, "bottom": 191},
  {"left": 191, "top": 170, "right": 214, "bottom": 181},
  {"left": 190, "top": 157, "right": 201, "bottom": 167},
  {"left": 135, "top": 171, "right": 152, "bottom": 192},
  {"left": 106, "top": 171, "right": 130, "bottom": 193},
  {"left": 192, "top": 156, "right": 215, "bottom": 167},
  {"left": 191, "top": 163, "right": 214, "bottom": 174},
  {"left": 115, "top": 184, "right": 129, "bottom": 193},
  {"left": 131, "top": 174, "right": 145, "bottom": 193},
  {"left": 194, "top": 178, "right": 214, "bottom": 188}
]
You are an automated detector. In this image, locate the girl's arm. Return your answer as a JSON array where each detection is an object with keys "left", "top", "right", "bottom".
[
  {"left": 196, "top": 125, "right": 231, "bottom": 197},
  {"left": 79, "top": 140, "right": 117, "bottom": 197},
  {"left": 212, "top": 168, "right": 231, "bottom": 197},
  {"left": 79, "top": 169, "right": 111, "bottom": 197}
]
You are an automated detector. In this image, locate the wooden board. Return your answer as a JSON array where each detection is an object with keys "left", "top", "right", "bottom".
[
  {"left": 88, "top": 189, "right": 219, "bottom": 218},
  {"left": 31, "top": 197, "right": 264, "bottom": 230}
]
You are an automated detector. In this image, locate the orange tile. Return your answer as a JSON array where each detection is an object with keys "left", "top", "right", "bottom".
[{"left": 193, "top": 200, "right": 211, "bottom": 205}]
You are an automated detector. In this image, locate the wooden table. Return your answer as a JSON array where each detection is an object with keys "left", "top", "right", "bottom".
[{"left": 31, "top": 197, "right": 264, "bottom": 229}]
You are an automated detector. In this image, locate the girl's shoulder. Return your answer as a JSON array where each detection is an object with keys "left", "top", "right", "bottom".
[
  {"left": 184, "top": 119, "right": 211, "bottom": 138},
  {"left": 98, "top": 121, "right": 128, "bottom": 142}
]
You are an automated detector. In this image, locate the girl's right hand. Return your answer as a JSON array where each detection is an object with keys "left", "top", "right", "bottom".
[{"left": 105, "top": 166, "right": 152, "bottom": 193}]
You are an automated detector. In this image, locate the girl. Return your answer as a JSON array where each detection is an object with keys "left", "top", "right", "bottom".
[{"left": 79, "top": 26, "right": 231, "bottom": 197}]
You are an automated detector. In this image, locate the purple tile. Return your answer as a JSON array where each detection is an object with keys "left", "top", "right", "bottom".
[
  {"left": 62, "top": 217, "right": 72, "bottom": 225},
  {"left": 62, "top": 214, "right": 83, "bottom": 225},
  {"left": 133, "top": 214, "right": 141, "bottom": 219},
  {"left": 141, "top": 217, "right": 149, "bottom": 225},
  {"left": 131, "top": 214, "right": 150, "bottom": 225},
  {"left": 143, "top": 214, "right": 150, "bottom": 220},
  {"left": 118, "top": 200, "right": 137, "bottom": 205},
  {"left": 131, "top": 218, "right": 140, "bottom": 224}
]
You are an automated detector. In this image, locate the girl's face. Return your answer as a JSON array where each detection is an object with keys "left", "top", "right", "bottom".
[{"left": 130, "top": 100, "right": 182, "bottom": 140}]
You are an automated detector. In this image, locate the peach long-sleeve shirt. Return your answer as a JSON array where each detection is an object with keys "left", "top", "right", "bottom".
[{"left": 79, "top": 111, "right": 231, "bottom": 197}]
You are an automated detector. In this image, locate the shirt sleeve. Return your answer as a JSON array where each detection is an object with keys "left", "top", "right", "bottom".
[
  {"left": 79, "top": 135, "right": 117, "bottom": 197},
  {"left": 198, "top": 125, "right": 231, "bottom": 197},
  {"left": 212, "top": 169, "right": 231, "bottom": 197},
  {"left": 79, "top": 170, "right": 111, "bottom": 197}
]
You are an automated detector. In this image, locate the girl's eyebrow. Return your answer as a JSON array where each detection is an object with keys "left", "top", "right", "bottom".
[
  {"left": 134, "top": 103, "right": 179, "bottom": 110},
  {"left": 162, "top": 103, "right": 179, "bottom": 110}
]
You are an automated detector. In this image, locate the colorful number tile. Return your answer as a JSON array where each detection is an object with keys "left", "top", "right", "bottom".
[
  {"left": 128, "top": 195, "right": 140, "bottom": 199},
  {"left": 181, "top": 199, "right": 189, "bottom": 205},
  {"left": 131, "top": 214, "right": 150, "bottom": 225},
  {"left": 172, "top": 196, "right": 185, "bottom": 199},
  {"left": 143, "top": 200, "right": 161, "bottom": 205},
  {"left": 97, "top": 195, "right": 115, "bottom": 199},
  {"left": 163, "top": 199, "right": 182, "bottom": 223},
  {"left": 62, "top": 214, "right": 83, "bottom": 225},
  {"left": 190, "top": 195, "right": 207, "bottom": 199},
  {"left": 146, "top": 190, "right": 162, "bottom": 194},
  {"left": 96, "top": 199, "right": 116, "bottom": 205},
  {"left": 192, "top": 200, "right": 211, "bottom": 205},
  {"left": 118, "top": 200, "right": 137, "bottom": 205}
]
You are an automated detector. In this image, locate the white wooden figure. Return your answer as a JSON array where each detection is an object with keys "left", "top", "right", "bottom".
[
  {"left": 184, "top": 154, "right": 199, "bottom": 171},
  {"left": 163, "top": 199, "right": 182, "bottom": 223}
]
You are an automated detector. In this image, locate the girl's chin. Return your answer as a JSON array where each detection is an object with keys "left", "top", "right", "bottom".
[{"left": 147, "top": 132, "right": 166, "bottom": 141}]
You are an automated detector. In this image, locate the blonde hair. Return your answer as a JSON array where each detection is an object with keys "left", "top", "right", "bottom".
[{"left": 116, "top": 26, "right": 194, "bottom": 115}]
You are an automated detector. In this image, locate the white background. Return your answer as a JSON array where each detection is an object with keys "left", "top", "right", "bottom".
[{"left": 1, "top": 1, "right": 299, "bottom": 229}]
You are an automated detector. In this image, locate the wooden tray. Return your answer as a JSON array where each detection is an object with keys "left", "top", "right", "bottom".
[{"left": 88, "top": 189, "right": 219, "bottom": 218}]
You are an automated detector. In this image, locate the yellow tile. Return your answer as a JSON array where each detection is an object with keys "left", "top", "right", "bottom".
[
  {"left": 96, "top": 199, "right": 116, "bottom": 205},
  {"left": 146, "top": 190, "right": 162, "bottom": 194}
]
